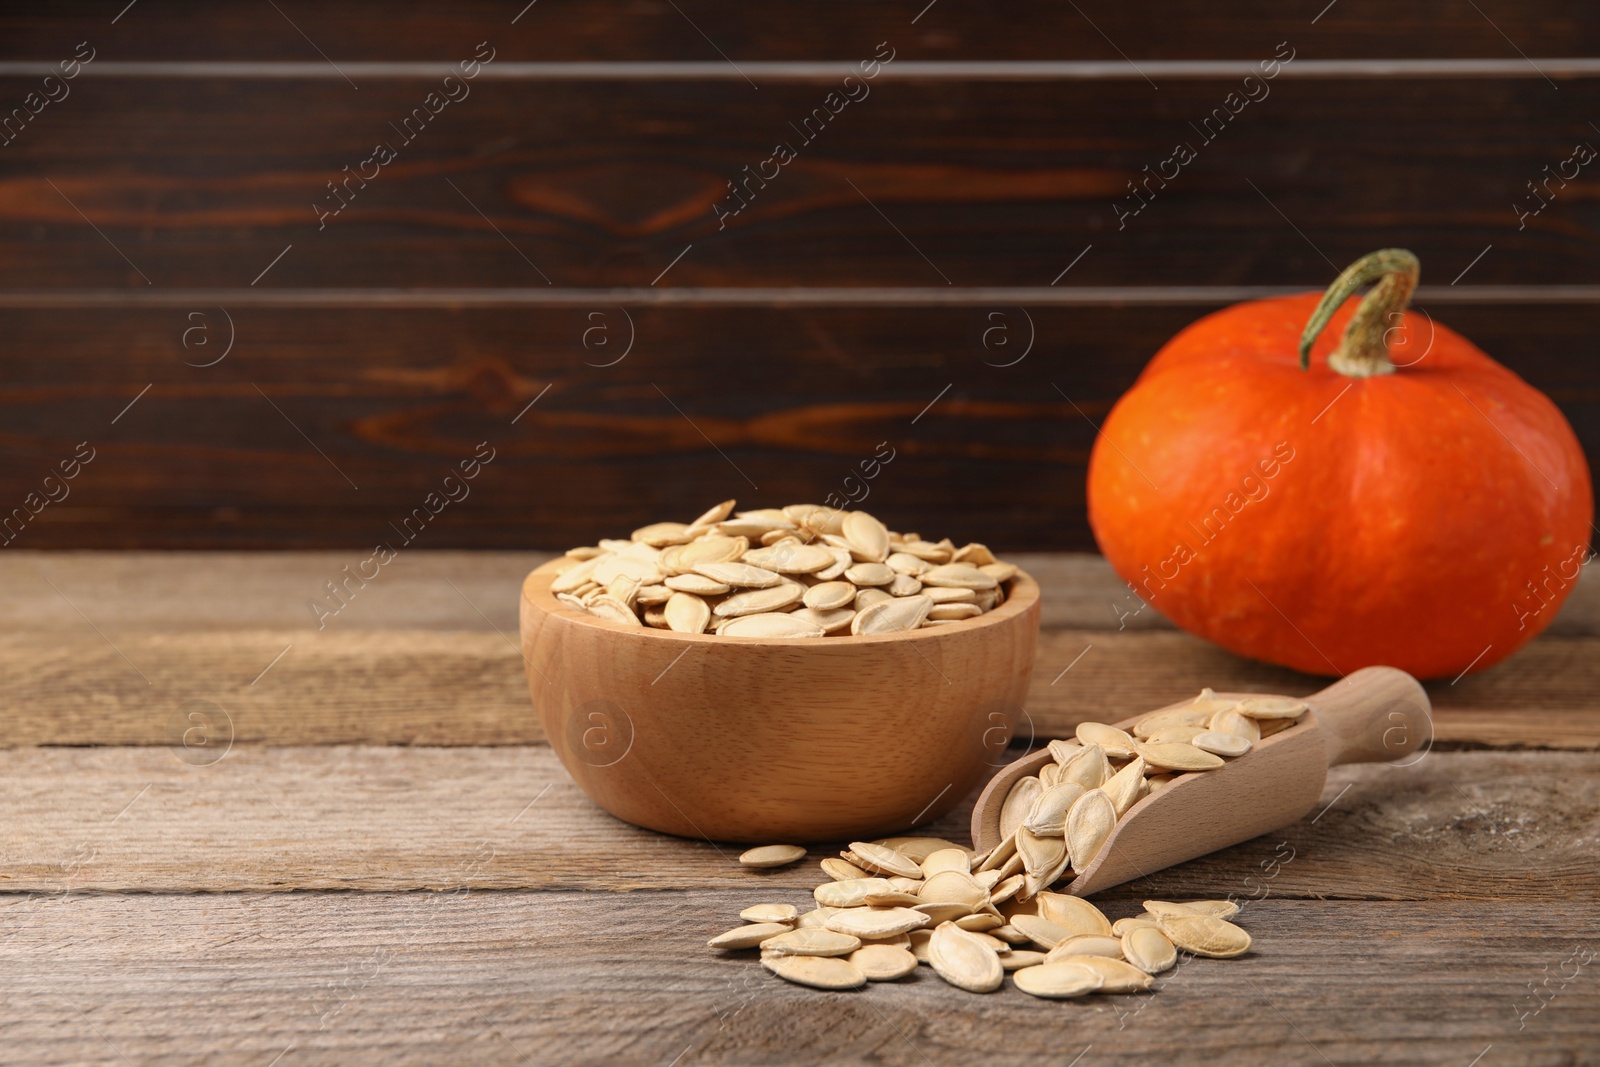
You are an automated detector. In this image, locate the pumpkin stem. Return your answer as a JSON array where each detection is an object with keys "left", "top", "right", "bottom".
[{"left": 1297, "top": 248, "right": 1420, "bottom": 377}]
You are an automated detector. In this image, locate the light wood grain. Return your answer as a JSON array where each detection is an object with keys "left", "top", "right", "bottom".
[
  {"left": 0, "top": 745, "right": 1593, "bottom": 900},
  {"left": 6, "top": 625, "right": 1596, "bottom": 748},
  {"left": 1, "top": 890, "right": 1593, "bottom": 1067}
]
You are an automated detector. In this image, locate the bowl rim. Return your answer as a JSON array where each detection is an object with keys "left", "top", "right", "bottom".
[{"left": 522, "top": 557, "right": 1040, "bottom": 646}]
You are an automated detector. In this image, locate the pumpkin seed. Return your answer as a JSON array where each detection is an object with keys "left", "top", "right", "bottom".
[
  {"left": 924, "top": 586, "right": 977, "bottom": 604},
  {"left": 1155, "top": 912, "right": 1253, "bottom": 958},
  {"left": 927, "top": 602, "right": 982, "bottom": 621},
  {"left": 586, "top": 595, "right": 642, "bottom": 626},
  {"left": 1176, "top": 899, "right": 1241, "bottom": 918},
  {"left": 1015, "top": 827, "right": 1067, "bottom": 881},
  {"left": 820, "top": 857, "right": 869, "bottom": 882},
  {"left": 708, "top": 922, "right": 793, "bottom": 950},
  {"left": 762, "top": 953, "right": 867, "bottom": 989},
  {"left": 908, "top": 929, "right": 934, "bottom": 963},
  {"left": 1101, "top": 755, "right": 1147, "bottom": 816},
  {"left": 1013, "top": 962, "right": 1104, "bottom": 998},
  {"left": 687, "top": 499, "right": 737, "bottom": 527},
  {"left": 1057, "top": 743, "right": 1113, "bottom": 791},
  {"left": 974, "top": 830, "right": 1016, "bottom": 874},
  {"left": 802, "top": 581, "right": 856, "bottom": 610},
  {"left": 1034, "top": 892, "right": 1113, "bottom": 937},
  {"left": 1135, "top": 740, "right": 1227, "bottom": 772},
  {"left": 841, "top": 511, "right": 891, "bottom": 562},
  {"left": 1146, "top": 723, "right": 1207, "bottom": 744},
  {"left": 914, "top": 901, "right": 975, "bottom": 925},
  {"left": 988, "top": 874, "right": 1025, "bottom": 907},
  {"left": 789, "top": 606, "right": 856, "bottom": 633},
  {"left": 861, "top": 891, "right": 927, "bottom": 908},
  {"left": 843, "top": 562, "right": 895, "bottom": 587},
  {"left": 1000, "top": 950, "right": 1050, "bottom": 971},
  {"left": 1131, "top": 707, "right": 1211, "bottom": 739},
  {"left": 899, "top": 539, "right": 953, "bottom": 563},
  {"left": 849, "top": 944, "right": 919, "bottom": 981},
  {"left": 739, "top": 904, "right": 798, "bottom": 924},
  {"left": 549, "top": 557, "right": 600, "bottom": 593},
  {"left": 999, "top": 777, "right": 1042, "bottom": 840},
  {"left": 954, "top": 912, "right": 1005, "bottom": 933},
  {"left": 919, "top": 848, "right": 972, "bottom": 877},
  {"left": 1111, "top": 916, "right": 1162, "bottom": 936},
  {"left": 1023, "top": 782, "right": 1087, "bottom": 835},
  {"left": 663, "top": 592, "right": 711, "bottom": 634},
  {"left": 632, "top": 521, "right": 694, "bottom": 546},
  {"left": 691, "top": 561, "right": 782, "bottom": 588},
  {"left": 713, "top": 583, "right": 804, "bottom": 617},
  {"left": 980, "top": 560, "right": 1019, "bottom": 583},
  {"left": 739, "top": 844, "right": 806, "bottom": 868},
  {"left": 847, "top": 842, "right": 924, "bottom": 880},
  {"left": 918, "top": 870, "right": 989, "bottom": 909},
  {"left": 815, "top": 878, "right": 894, "bottom": 908},
  {"left": 1065, "top": 789, "right": 1117, "bottom": 871},
  {"left": 1075, "top": 721, "right": 1138, "bottom": 759},
  {"left": 1209, "top": 706, "right": 1261, "bottom": 741},
  {"left": 742, "top": 542, "right": 836, "bottom": 575},
  {"left": 876, "top": 836, "right": 966, "bottom": 862},
  {"left": 928, "top": 922, "right": 1004, "bottom": 993},
  {"left": 1008, "top": 913, "right": 1075, "bottom": 950},
  {"left": 717, "top": 612, "right": 826, "bottom": 638},
  {"left": 796, "top": 907, "right": 840, "bottom": 929},
  {"left": 593, "top": 555, "right": 664, "bottom": 586},
  {"left": 760, "top": 928, "right": 861, "bottom": 957},
  {"left": 1045, "top": 935, "right": 1124, "bottom": 961},
  {"left": 1192, "top": 730, "right": 1252, "bottom": 757},
  {"left": 824, "top": 907, "right": 931, "bottom": 938},
  {"left": 1052, "top": 954, "right": 1154, "bottom": 992},
  {"left": 920, "top": 563, "right": 999, "bottom": 590},
  {"left": 1122, "top": 927, "right": 1178, "bottom": 973},
  {"left": 1237, "top": 695, "right": 1308, "bottom": 719},
  {"left": 850, "top": 594, "right": 933, "bottom": 635}
]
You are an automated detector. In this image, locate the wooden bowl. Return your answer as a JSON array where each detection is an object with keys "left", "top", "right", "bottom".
[{"left": 519, "top": 559, "right": 1040, "bottom": 843}]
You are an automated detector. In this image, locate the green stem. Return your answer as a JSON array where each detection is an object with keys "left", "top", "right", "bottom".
[{"left": 1297, "top": 248, "right": 1420, "bottom": 376}]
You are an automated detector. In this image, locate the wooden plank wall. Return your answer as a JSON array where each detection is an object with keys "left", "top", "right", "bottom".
[{"left": 2, "top": 1, "right": 1597, "bottom": 549}]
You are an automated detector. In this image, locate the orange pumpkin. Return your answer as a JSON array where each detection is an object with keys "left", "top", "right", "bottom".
[{"left": 1087, "top": 249, "right": 1593, "bottom": 680}]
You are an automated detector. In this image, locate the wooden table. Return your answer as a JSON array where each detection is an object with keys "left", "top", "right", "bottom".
[{"left": 3, "top": 551, "right": 1597, "bottom": 1065}]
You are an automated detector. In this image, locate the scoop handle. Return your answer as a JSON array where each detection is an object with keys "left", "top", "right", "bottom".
[{"left": 1312, "top": 666, "right": 1432, "bottom": 768}]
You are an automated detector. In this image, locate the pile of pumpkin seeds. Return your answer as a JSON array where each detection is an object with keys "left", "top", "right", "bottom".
[
  {"left": 548, "top": 500, "right": 1016, "bottom": 637},
  {"left": 708, "top": 688, "right": 1301, "bottom": 993},
  {"left": 993, "top": 689, "right": 1307, "bottom": 891},
  {"left": 712, "top": 834, "right": 1253, "bottom": 996}
]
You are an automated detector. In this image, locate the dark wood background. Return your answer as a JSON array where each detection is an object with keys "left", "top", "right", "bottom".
[{"left": 3, "top": 1, "right": 1597, "bottom": 550}]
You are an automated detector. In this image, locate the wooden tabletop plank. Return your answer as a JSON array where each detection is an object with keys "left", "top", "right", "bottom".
[
  {"left": 6, "top": 627, "right": 1597, "bottom": 749},
  {"left": 4, "top": 553, "right": 1597, "bottom": 749},
  {"left": 2, "top": 891, "right": 1593, "bottom": 1066},
  {"left": 8, "top": 551, "right": 1595, "bottom": 636},
  {"left": 1, "top": 745, "right": 1593, "bottom": 900}
]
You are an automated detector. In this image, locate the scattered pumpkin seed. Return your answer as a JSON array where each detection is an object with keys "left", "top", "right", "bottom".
[
  {"left": 739, "top": 844, "right": 806, "bottom": 869},
  {"left": 1012, "top": 962, "right": 1104, "bottom": 999},
  {"left": 762, "top": 954, "right": 867, "bottom": 990},
  {"left": 928, "top": 922, "right": 1005, "bottom": 993},
  {"left": 708, "top": 922, "right": 793, "bottom": 950},
  {"left": 849, "top": 944, "right": 919, "bottom": 981}
]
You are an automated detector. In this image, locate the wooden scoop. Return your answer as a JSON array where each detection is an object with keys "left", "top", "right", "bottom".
[{"left": 970, "top": 666, "right": 1432, "bottom": 896}]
